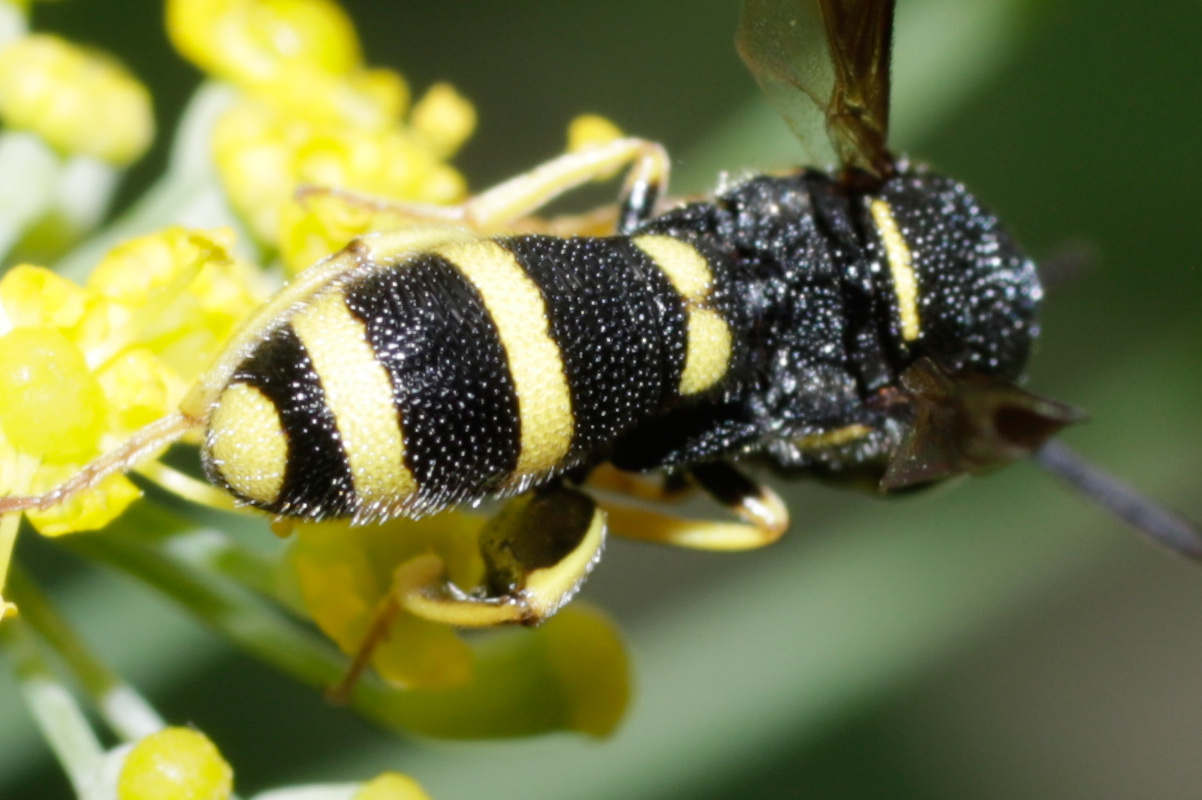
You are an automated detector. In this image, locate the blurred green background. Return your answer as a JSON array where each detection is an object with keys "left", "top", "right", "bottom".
[{"left": 3, "top": 0, "right": 1201, "bottom": 797}]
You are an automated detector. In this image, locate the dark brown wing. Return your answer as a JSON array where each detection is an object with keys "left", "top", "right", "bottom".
[{"left": 737, "top": 0, "right": 896, "bottom": 178}]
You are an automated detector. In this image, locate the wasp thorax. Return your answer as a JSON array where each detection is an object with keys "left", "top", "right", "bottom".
[{"left": 867, "top": 168, "right": 1043, "bottom": 380}]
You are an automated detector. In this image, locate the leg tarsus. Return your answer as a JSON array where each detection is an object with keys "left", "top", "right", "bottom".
[
  {"left": 327, "top": 592, "right": 402, "bottom": 704},
  {"left": 602, "top": 462, "right": 788, "bottom": 552},
  {"left": 690, "top": 462, "right": 790, "bottom": 543}
]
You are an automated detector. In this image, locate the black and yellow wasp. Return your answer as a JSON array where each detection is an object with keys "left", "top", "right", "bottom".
[{"left": 4, "top": 0, "right": 1199, "bottom": 642}]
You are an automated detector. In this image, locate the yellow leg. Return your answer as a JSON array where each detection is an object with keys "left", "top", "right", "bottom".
[
  {"left": 585, "top": 463, "right": 692, "bottom": 504},
  {"left": 601, "top": 463, "right": 789, "bottom": 552},
  {"left": 332, "top": 486, "right": 607, "bottom": 694},
  {"left": 599, "top": 502, "right": 781, "bottom": 552},
  {"left": 329, "top": 482, "right": 605, "bottom": 696},
  {"left": 403, "top": 486, "right": 607, "bottom": 626},
  {"left": 298, "top": 137, "right": 670, "bottom": 235}
]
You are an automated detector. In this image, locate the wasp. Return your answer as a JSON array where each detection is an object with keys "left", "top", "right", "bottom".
[{"left": 3, "top": 0, "right": 1199, "bottom": 645}]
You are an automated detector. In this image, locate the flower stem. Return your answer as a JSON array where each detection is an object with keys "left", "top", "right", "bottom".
[
  {"left": 6, "top": 566, "right": 166, "bottom": 741},
  {"left": 0, "top": 511, "right": 18, "bottom": 620},
  {"left": 0, "top": 609, "right": 104, "bottom": 795},
  {"left": 58, "top": 506, "right": 354, "bottom": 694}
]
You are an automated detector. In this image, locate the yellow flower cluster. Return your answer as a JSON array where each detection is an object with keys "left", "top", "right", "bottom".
[
  {"left": 0, "top": 19, "right": 154, "bottom": 262},
  {"left": 166, "top": 0, "right": 475, "bottom": 272},
  {"left": 0, "top": 227, "right": 266, "bottom": 594},
  {"left": 0, "top": 0, "right": 632, "bottom": 747},
  {"left": 0, "top": 35, "right": 153, "bottom": 166}
]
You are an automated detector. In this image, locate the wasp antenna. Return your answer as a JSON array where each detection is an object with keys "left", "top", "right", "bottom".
[
  {"left": 0, "top": 413, "right": 199, "bottom": 515},
  {"left": 1035, "top": 439, "right": 1202, "bottom": 561}
]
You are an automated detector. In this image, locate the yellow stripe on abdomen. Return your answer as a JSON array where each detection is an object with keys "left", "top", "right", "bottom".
[
  {"left": 632, "top": 234, "right": 732, "bottom": 396},
  {"left": 434, "top": 239, "right": 574, "bottom": 478},
  {"left": 291, "top": 289, "right": 416, "bottom": 510},
  {"left": 207, "top": 382, "right": 288, "bottom": 505}
]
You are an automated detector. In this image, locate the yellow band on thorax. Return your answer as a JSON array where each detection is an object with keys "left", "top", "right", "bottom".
[{"left": 869, "top": 199, "right": 921, "bottom": 343}]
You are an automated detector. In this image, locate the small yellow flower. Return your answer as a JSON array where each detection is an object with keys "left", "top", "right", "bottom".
[
  {"left": 354, "top": 772, "right": 434, "bottom": 800},
  {"left": 213, "top": 94, "right": 467, "bottom": 250},
  {"left": 0, "top": 35, "right": 153, "bottom": 165},
  {"left": 379, "top": 604, "right": 631, "bottom": 739},
  {"left": 117, "top": 727, "right": 233, "bottom": 800},
  {"left": 166, "top": 0, "right": 361, "bottom": 88},
  {"left": 85, "top": 226, "right": 269, "bottom": 381},
  {"left": 0, "top": 228, "right": 266, "bottom": 537},
  {"left": 410, "top": 83, "right": 476, "bottom": 159},
  {"left": 568, "top": 113, "right": 624, "bottom": 153}
]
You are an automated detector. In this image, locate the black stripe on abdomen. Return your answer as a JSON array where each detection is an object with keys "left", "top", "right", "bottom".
[
  {"left": 344, "top": 254, "right": 521, "bottom": 512},
  {"left": 500, "top": 235, "right": 687, "bottom": 459},
  {"left": 233, "top": 325, "right": 356, "bottom": 518}
]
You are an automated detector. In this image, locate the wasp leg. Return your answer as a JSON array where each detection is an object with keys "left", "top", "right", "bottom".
[
  {"left": 408, "top": 485, "right": 608, "bottom": 625},
  {"left": 331, "top": 486, "right": 606, "bottom": 697},
  {"left": 689, "top": 463, "right": 790, "bottom": 543},
  {"left": 0, "top": 414, "right": 199, "bottom": 515},
  {"left": 600, "top": 463, "right": 789, "bottom": 552},
  {"left": 585, "top": 463, "right": 693, "bottom": 504},
  {"left": 298, "top": 137, "right": 670, "bottom": 235}
]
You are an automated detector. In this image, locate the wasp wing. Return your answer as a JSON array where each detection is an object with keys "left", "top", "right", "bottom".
[{"left": 737, "top": 0, "right": 895, "bottom": 178}]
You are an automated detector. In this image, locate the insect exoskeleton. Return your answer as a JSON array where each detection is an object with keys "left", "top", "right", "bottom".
[
  {"left": 3, "top": 0, "right": 1200, "bottom": 675},
  {"left": 198, "top": 224, "right": 739, "bottom": 524}
]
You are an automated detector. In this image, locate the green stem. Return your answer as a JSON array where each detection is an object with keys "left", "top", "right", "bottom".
[
  {"left": 155, "top": 524, "right": 289, "bottom": 607},
  {"left": 58, "top": 507, "right": 358, "bottom": 695},
  {"left": 6, "top": 566, "right": 166, "bottom": 741},
  {"left": 0, "top": 608, "right": 104, "bottom": 796}
]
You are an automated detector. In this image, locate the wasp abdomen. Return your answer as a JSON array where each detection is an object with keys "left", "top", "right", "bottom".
[{"left": 202, "top": 232, "right": 739, "bottom": 521}]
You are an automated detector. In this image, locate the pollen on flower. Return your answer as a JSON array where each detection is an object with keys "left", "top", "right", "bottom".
[
  {"left": 117, "top": 727, "right": 233, "bottom": 800},
  {"left": 0, "top": 35, "right": 153, "bottom": 165}
]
